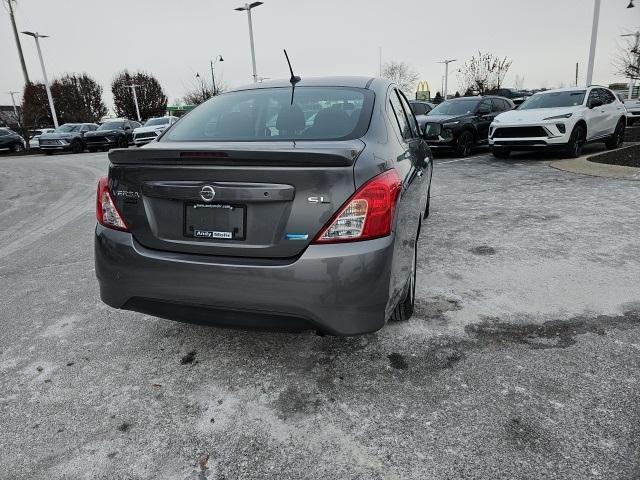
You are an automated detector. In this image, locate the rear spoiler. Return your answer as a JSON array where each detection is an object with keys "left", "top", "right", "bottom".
[{"left": 108, "top": 140, "right": 365, "bottom": 167}]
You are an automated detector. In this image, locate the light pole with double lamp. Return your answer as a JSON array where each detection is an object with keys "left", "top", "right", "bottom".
[
  {"left": 21, "top": 31, "right": 58, "bottom": 128},
  {"left": 234, "top": 2, "right": 263, "bottom": 83}
]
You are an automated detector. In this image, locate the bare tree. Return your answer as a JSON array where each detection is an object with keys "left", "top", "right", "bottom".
[
  {"left": 182, "top": 77, "right": 227, "bottom": 105},
  {"left": 613, "top": 34, "right": 640, "bottom": 83},
  {"left": 457, "top": 52, "right": 513, "bottom": 94},
  {"left": 382, "top": 61, "right": 419, "bottom": 94}
]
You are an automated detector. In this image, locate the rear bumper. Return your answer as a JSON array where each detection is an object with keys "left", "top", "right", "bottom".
[{"left": 94, "top": 224, "right": 394, "bottom": 335}]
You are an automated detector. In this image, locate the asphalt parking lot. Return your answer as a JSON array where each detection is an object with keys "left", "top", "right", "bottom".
[{"left": 1, "top": 148, "right": 639, "bottom": 480}]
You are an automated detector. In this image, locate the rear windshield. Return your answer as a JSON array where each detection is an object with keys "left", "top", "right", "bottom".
[
  {"left": 428, "top": 99, "right": 480, "bottom": 116},
  {"left": 519, "top": 91, "right": 586, "bottom": 109},
  {"left": 99, "top": 122, "right": 124, "bottom": 130},
  {"left": 56, "top": 124, "right": 82, "bottom": 133},
  {"left": 144, "top": 117, "right": 171, "bottom": 127},
  {"left": 163, "top": 86, "right": 374, "bottom": 142}
]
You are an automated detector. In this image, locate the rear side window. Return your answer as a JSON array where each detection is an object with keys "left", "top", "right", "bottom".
[
  {"left": 601, "top": 89, "right": 616, "bottom": 104},
  {"left": 411, "top": 103, "right": 428, "bottom": 115},
  {"left": 389, "top": 90, "right": 413, "bottom": 140},
  {"left": 491, "top": 98, "right": 504, "bottom": 112},
  {"left": 397, "top": 91, "right": 419, "bottom": 138},
  {"left": 163, "top": 86, "right": 374, "bottom": 142}
]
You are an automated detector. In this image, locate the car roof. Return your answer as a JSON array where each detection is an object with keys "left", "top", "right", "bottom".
[
  {"left": 533, "top": 86, "right": 594, "bottom": 94},
  {"left": 230, "top": 76, "right": 376, "bottom": 92}
]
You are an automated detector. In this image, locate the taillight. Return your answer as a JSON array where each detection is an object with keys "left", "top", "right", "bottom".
[
  {"left": 96, "top": 176, "right": 128, "bottom": 231},
  {"left": 313, "top": 169, "right": 401, "bottom": 244}
]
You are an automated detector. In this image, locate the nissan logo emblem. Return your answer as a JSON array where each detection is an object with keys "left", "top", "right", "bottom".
[{"left": 200, "top": 185, "right": 216, "bottom": 202}]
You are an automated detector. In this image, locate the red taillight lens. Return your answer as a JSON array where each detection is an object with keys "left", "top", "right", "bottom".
[
  {"left": 96, "top": 176, "right": 128, "bottom": 231},
  {"left": 313, "top": 169, "right": 402, "bottom": 244}
]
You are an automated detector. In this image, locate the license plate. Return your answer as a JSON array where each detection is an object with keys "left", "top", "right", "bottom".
[{"left": 184, "top": 203, "right": 245, "bottom": 240}]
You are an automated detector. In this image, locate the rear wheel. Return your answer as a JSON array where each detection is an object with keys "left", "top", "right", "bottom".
[
  {"left": 492, "top": 147, "right": 511, "bottom": 158},
  {"left": 391, "top": 223, "right": 419, "bottom": 322},
  {"left": 565, "top": 124, "right": 586, "bottom": 158},
  {"left": 605, "top": 120, "right": 625, "bottom": 150},
  {"left": 455, "top": 131, "right": 474, "bottom": 157}
]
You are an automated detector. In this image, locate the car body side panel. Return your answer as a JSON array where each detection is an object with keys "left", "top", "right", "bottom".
[{"left": 355, "top": 81, "right": 431, "bottom": 317}]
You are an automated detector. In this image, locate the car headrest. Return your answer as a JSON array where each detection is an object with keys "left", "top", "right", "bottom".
[
  {"left": 217, "top": 111, "right": 253, "bottom": 138},
  {"left": 276, "top": 104, "right": 305, "bottom": 136}
]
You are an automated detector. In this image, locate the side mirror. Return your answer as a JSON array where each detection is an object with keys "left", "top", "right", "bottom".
[
  {"left": 589, "top": 98, "right": 603, "bottom": 109},
  {"left": 478, "top": 105, "right": 491, "bottom": 115},
  {"left": 124, "top": 126, "right": 131, "bottom": 131}
]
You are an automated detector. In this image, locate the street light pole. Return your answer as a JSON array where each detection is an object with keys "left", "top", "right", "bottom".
[
  {"left": 6, "top": 0, "right": 30, "bottom": 86},
  {"left": 437, "top": 59, "right": 457, "bottom": 100},
  {"left": 126, "top": 85, "right": 142, "bottom": 122},
  {"left": 210, "top": 55, "right": 224, "bottom": 95},
  {"left": 7, "top": 91, "right": 20, "bottom": 119},
  {"left": 21, "top": 31, "right": 58, "bottom": 128},
  {"left": 585, "top": 0, "right": 601, "bottom": 86},
  {"left": 234, "top": 2, "right": 263, "bottom": 83}
]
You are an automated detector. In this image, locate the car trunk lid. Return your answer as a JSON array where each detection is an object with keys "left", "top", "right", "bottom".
[{"left": 107, "top": 141, "right": 363, "bottom": 258}]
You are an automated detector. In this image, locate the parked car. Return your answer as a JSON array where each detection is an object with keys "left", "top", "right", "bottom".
[
  {"left": 484, "top": 88, "right": 532, "bottom": 106},
  {"left": 422, "top": 96, "right": 514, "bottom": 156},
  {"left": 133, "top": 116, "right": 179, "bottom": 146},
  {"left": 622, "top": 97, "right": 640, "bottom": 125},
  {"left": 409, "top": 100, "right": 435, "bottom": 117},
  {"left": 84, "top": 119, "right": 141, "bottom": 151},
  {"left": 489, "top": 86, "right": 627, "bottom": 158},
  {"left": 38, "top": 123, "right": 98, "bottom": 154},
  {"left": 0, "top": 128, "right": 26, "bottom": 152},
  {"left": 95, "top": 76, "right": 433, "bottom": 336},
  {"left": 28, "top": 128, "right": 56, "bottom": 149},
  {"left": 409, "top": 100, "right": 436, "bottom": 129}
]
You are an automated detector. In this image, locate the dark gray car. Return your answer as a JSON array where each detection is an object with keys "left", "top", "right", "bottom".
[
  {"left": 39, "top": 123, "right": 98, "bottom": 154},
  {"left": 95, "top": 76, "right": 433, "bottom": 335}
]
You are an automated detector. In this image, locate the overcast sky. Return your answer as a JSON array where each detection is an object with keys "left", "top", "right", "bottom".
[{"left": 1, "top": 0, "right": 638, "bottom": 111}]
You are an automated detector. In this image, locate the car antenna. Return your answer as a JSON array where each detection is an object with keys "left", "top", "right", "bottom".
[{"left": 284, "top": 49, "right": 301, "bottom": 105}]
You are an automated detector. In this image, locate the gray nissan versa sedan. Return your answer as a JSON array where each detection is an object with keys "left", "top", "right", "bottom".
[{"left": 95, "top": 76, "right": 433, "bottom": 335}]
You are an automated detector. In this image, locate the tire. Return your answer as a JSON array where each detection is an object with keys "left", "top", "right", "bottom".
[
  {"left": 118, "top": 136, "right": 128, "bottom": 148},
  {"left": 71, "top": 140, "right": 83, "bottom": 154},
  {"left": 88, "top": 147, "right": 97, "bottom": 153},
  {"left": 44, "top": 151, "right": 54, "bottom": 156},
  {"left": 11, "top": 142, "right": 24, "bottom": 153},
  {"left": 605, "top": 120, "right": 625, "bottom": 150},
  {"left": 492, "top": 147, "right": 511, "bottom": 158},
  {"left": 454, "top": 130, "right": 474, "bottom": 157},
  {"left": 564, "top": 124, "right": 586, "bottom": 158},
  {"left": 391, "top": 223, "right": 419, "bottom": 322}
]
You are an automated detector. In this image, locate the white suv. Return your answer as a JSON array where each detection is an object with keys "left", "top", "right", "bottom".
[{"left": 489, "top": 86, "right": 627, "bottom": 158}]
